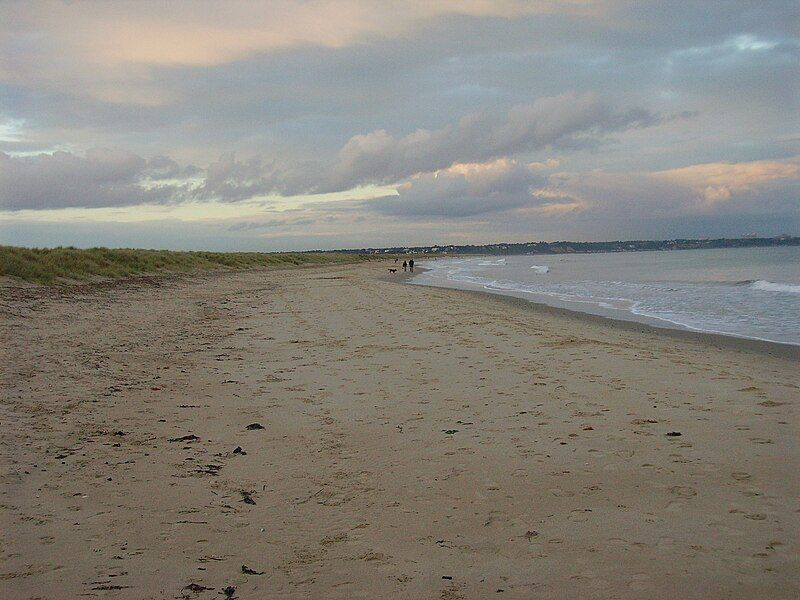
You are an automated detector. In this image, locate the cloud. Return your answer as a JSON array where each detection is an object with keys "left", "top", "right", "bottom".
[
  {"left": 323, "top": 93, "right": 660, "bottom": 192},
  {"left": 192, "top": 95, "right": 630, "bottom": 200},
  {"left": 652, "top": 159, "right": 800, "bottom": 208},
  {"left": 0, "top": 1, "right": 603, "bottom": 105},
  {"left": 2, "top": 2, "right": 797, "bottom": 247},
  {"left": 3, "top": 157, "right": 797, "bottom": 250},
  {"left": 186, "top": 93, "right": 662, "bottom": 199},
  {"left": 3, "top": 1, "right": 794, "bottom": 180},
  {"left": 345, "top": 156, "right": 799, "bottom": 223},
  {"left": 363, "top": 158, "right": 547, "bottom": 217},
  {"left": 146, "top": 155, "right": 202, "bottom": 181},
  {"left": 197, "top": 153, "right": 280, "bottom": 202},
  {"left": 0, "top": 149, "right": 191, "bottom": 210},
  {"left": 542, "top": 157, "right": 800, "bottom": 218}
]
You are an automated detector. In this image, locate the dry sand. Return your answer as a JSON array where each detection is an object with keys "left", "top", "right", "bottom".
[{"left": 1, "top": 263, "right": 798, "bottom": 599}]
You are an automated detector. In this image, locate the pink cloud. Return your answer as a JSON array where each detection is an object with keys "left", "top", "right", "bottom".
[
  {"left": 1, "top": 1, "right": 606, "bottom": 104},
  {"left": 544, "top": 157, "right": 800, "bottom": 217},
  {"left": 653, "top": 159, "right": 800, "bottom": 208}
]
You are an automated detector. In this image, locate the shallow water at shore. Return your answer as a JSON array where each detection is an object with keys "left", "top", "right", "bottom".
[{"left": 413, "top": 246, "right": 800, "bottom": 346}]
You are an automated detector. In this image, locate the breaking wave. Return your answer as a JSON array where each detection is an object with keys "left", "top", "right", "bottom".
[
  {"left": 477, "top": 259, "right": 506, "bottom": 266},
  {"left": 750, "top": 280, "right": 800, "bottom": 294}
]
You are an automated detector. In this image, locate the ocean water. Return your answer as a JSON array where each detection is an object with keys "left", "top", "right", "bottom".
[{"left": 413, "top": 246, "right": 800, "bottom": 346}]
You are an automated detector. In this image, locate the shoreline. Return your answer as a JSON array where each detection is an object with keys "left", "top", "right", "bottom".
[{"left": 404, "top": 267, "right": 800, "bottom": 361}]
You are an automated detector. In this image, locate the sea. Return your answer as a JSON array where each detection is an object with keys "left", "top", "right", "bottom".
[{"left": 412, "top": 246, "right": 800, "bottom": 346}]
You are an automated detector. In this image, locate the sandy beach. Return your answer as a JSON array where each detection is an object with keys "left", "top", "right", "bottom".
[{"left": 1, "top": 262, "right": 798, "bottom": 599}]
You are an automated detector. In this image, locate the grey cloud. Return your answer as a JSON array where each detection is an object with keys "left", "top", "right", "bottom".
[
  {"left": 3, "top": 2, "right": 794, "bottom": 176},
  {"left": 93, "top": 94, "right": 663, "bottom": 207},
  {"left": 0, "top": 149, "right": 191, "bottom": 210},
  {"left": 197, "top": 152, "right": 315, "bottom": 200},
  {"left": 2, "top": 1, "right": 798, "bottom": 245},
  {"left": 199, "top": 153, "right": 275, "bottom": 202},
  {"left": 543, "top": 163, "right": 800, "bottom": 221},
  {"left": 362, "top": 161, "right": 547, "bottom": 218},
  {"left": 146, "top": 155, "right": 202, "bottom": 180},
  {"left": 323, "top": 94, "right": 660, "bottom": 192},
  {"left": 352, "top": 158, "right": 800, "bottom": 223}
]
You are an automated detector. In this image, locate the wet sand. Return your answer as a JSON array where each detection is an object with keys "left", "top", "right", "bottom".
[{"left": 1, "top": 263, "right": 798, "bottom": 598}]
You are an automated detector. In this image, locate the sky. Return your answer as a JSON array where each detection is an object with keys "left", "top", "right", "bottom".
[{"left": 1, "top": 0, "right": 798, "bottom": 251}]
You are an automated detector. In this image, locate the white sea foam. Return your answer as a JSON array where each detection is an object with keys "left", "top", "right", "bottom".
[
  {"left": 750, "top": 280, "right": 800, "bottom": 294},
  {"left": 413, "top": 248, "right": 800, "bottom": 346}
]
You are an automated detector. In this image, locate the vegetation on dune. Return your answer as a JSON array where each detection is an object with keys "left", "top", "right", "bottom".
[{"left": 0, "top": 246, "right": 374, "bottom": 284}]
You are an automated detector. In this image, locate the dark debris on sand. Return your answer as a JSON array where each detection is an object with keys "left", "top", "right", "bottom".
[
  {"left": 241, "top": 565, "right": 265, "bottom": 575},
  {"left": 169, "top": 434, "right": 200, "bottom": 443},
  {"left": 184, "top": 582, "right": 213, "bottom": 593}
]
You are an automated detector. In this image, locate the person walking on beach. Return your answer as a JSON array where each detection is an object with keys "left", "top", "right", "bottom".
[
  {"left": 409, "top": 259, "right": 415, "bottom": 272},
  {"left": 402, "top": 261, "right": 407, "bottom": 272}
]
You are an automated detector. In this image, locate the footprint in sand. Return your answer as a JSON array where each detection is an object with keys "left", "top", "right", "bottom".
[
  {"left": 359, "top": 551, "right": 389, "bottom": 562},
  {"left": 664, "top": 498, "right": 687, "bottom": 513},
  {"left": 613, "top": 449, "right": 635, "bottom": 458},
  {"left": 320, "top": 533, "right": 348, "bottom": 546},
  {"left": 731, "top": 472, "right": 752, "bottom": 481},
  {"left": 607, "top": 537, "right": 627, "bottom": 547},
  {"left": 628, "top": 573, "right": 652, "bottom": 591},
  {"left": 571, "top": 571, "right": 610, "bottom": 591},
  {"left": 567, "top": 509, "right": 592, "bottom": 522},
  {"left": 668, "top": 486, "right": 697, "bottom": 498},
  {"left": 744, "top": 513, "right": 767, "bottom": 521}
]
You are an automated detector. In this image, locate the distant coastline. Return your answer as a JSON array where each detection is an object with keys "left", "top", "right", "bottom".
[{"left": 328, "top": 235, "right": 799, "bottom": 256}]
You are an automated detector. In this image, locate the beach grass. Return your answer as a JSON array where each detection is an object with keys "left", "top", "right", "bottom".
[{"left": 0, "top": 245, "right": 375, "bottom": 284}]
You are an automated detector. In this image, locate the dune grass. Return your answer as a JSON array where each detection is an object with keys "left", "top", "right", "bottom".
[{"left": 0, "top": 246, "right": 375, "bottom": 284}]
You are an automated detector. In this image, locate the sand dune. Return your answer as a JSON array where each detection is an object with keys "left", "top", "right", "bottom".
[{"left": 1, "top": 263, "right": 798, "bottom": 598}]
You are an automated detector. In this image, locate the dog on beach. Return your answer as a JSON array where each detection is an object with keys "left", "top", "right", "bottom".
[{"left": 387, "top": 268, "right": 397, "bottom": 273}]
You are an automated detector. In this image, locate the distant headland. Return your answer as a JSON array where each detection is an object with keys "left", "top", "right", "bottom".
[{"left": 331, "top": 235, "right": 799, "bottom": 256}]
